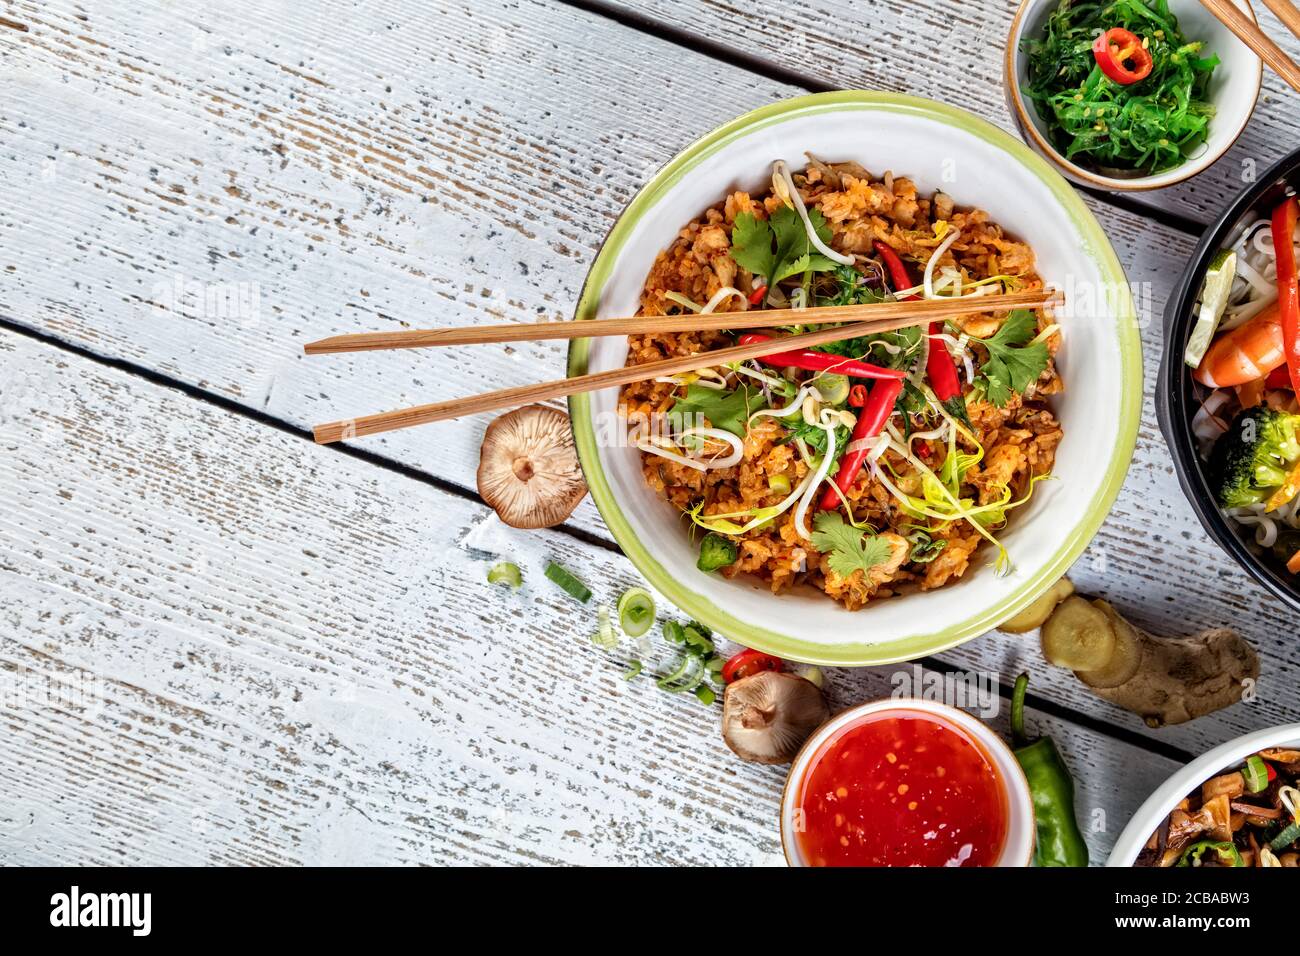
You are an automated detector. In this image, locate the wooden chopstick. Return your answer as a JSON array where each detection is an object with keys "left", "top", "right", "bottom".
[
  {"left": 1200, "top": 0, "right": 1300, "bottom": 92},
  {"left": 310, "top": 289, "right": 1062, "bottom": 443},
  {"left": 302, "top": 290, "right": 1054, "bottom": 354},
  {"left": 1262, "top": 0, "right": 1300, "bottom": 42}
]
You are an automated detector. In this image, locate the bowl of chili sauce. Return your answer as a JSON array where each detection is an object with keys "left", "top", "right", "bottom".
[{"left": 780, "top": 699, "right": 1035, "bottom": 867}]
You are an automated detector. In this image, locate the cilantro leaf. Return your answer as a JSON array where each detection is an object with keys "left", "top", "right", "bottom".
[
  {"left": 728, "top": 206, "right": 839, "bottom": 284},
  {"left": 810, "top": 512, "right": 895, "bottom": 579},
  {"left": 974, "top": 309, "right": 1050, "bottom": 407},
  {"left": 669, "top": 383, "right": 765, "bottom": 438},
  {"left": 727, "top": 213, "right": 776, "bottom": 281}
]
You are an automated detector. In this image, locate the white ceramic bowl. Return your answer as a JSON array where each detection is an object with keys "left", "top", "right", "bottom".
[
  {"left": 1107, "top": 723, "right": 1300, "bottom": 866},
  {"left": 779, "top": 699, "right": 1036, "bottom": 867},
  {"left": 1006, "top": 0, "right": 1262, "bottom": 191},
  {"left": 568, "top": 92, "right": 1142, "bottom": 665}
]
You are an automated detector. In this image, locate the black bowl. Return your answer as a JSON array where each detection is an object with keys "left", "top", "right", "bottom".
[{"left": 1157, "top": 148, "right": 1300, "bottom": 614}]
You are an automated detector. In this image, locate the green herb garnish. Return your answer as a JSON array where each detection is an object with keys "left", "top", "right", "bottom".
[
  {"left": 973, "top": 309, "right": 1050, "bottom": 407},
  {"left": 669, "top": 382, "right": 766, "bottom": 438},
  {"left": 810, "top": 511, "right": 895, "bottom": 579},
  {"left": 1021, "top": 0, "right": 1218, "bottom": 173},
  {"left": 728, "top": 206, "right": 839, "bottom": 284}
]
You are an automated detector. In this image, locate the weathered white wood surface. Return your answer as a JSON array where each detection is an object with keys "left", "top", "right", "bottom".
[
  {"left": 0, "top": 0, "right": 1295, "bottom": 865},
  {"left": 0, "top": 330, "right": 1174, "bottom": 865},
  {"left": 601, "top": 0, "right": 1300, "bottom": 225}
]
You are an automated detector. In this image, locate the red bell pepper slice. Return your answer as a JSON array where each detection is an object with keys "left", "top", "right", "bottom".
[
  {"left": 1266, "top": 365, "right": 1294, "bottom": 390},
  {"left": 873, "top": 240, "right": 970, "bottom": 427},
  {"left": 1270, "top": 196, "right": 1300, "bottom": 396},
  {"left": 818, "top": 377, "right": 903, "bottom": 512},
  {"left": 1092, "top": 27, "right": 1153, "bottom": 85},
  {"left": 736, "top": 333, "right": 904, "bottom": 380}
]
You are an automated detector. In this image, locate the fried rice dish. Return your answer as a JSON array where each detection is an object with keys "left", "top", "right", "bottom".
[{"left": 618, "top": 157, "right": 1063, "bottom": 609}]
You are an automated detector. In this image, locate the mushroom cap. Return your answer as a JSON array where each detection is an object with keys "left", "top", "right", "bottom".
[
  {"left": 477, "top": 405, "right": 588, "bottom": 529},
  {"left": 721, "top": 671, "right": 830, "bottom": 765}
]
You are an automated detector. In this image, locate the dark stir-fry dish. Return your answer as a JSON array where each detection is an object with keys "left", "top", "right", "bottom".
[{"left": 1136, "top": 749, "right": 1300, "bottom": 867}]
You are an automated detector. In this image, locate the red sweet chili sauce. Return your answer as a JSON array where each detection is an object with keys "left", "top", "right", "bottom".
[{"left": 794, "top": 709, "right": 1008, "bottom": 867}]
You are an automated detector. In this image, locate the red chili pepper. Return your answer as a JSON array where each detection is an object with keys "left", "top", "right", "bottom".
[
  {"left": 1266, "top": 365, "right": 1294, "bottom": 390},
  {"left": 1092, "top": 27, "right": 1153, "bottom": 85},
  {"left": 818, "top": 377, "right": 904, "bottom": 512},
  {"left": 1267, "top": 761, "right": 1278, "bottom": 783},
  {"left": 722, "top": 648, "right": 782, "bottom": 683},
  {"left": 1270, "top": 196, "right": 1300, "bottom": 396},
  {"left": 748, "top": 284, "right": 768, "bottom": 306},
  {"left": 737, "top": 333, "right": 904, "bottom": 380},
  {"left": 872, "top": 240, "right": 970, "bottom": 427},
  {"left": 848, "top": 383, "right": 869, "bottom": 407}
]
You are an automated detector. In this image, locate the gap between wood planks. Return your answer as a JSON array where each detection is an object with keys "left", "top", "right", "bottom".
[
  {"left": 559, "top": 0, "right": 1209, "bottom": 237},
  {"left": 0, "top": 312, "right": 1201, "bottom": 768}
]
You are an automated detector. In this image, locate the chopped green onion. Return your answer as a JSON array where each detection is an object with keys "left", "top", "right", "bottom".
[
  {"left": 545, "top": 561, "right": 591, "bottom": 603},
  {"left": 622, "top": 661, "right": 643, "bottom": 681},
  {"left": 693, "top": 685, "right": 716, "bottom": 706},
  {"left": 682, "top": 623, "right": 715, "bottom": 656},
  {"left": 656, "top": 653, "right": 705, "bottom": 693},
  {"left": 1269, "top": 821, "right": 1300, "bottom": 853},
  {"left": 813, "top": 372, "right": 849, "bottom": 405},
  {"left": 1243, "top": 755, "right": 1270, "bottom": 793},
  {"left": 487, "top": 562, "right": 522, "bottom": 589},
  {"left": 767, "top": 473, "right": 791, "bottom": 495},
  {"left": 662, "top": 620, "right": 685, "bottom": 644},
  {"left": 617, "top": 587, "right": 656, "bottom": 637},
  {"left": 591, "top": 605, "right": 616, "bottom": 649},
  {"left": 697, "top": 532, "right": 738, "bottom": 573}
]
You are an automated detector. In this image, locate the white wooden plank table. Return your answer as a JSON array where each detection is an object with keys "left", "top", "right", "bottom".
[{"left": 0, "top": 0, "right": 1295, "bottom": 865}]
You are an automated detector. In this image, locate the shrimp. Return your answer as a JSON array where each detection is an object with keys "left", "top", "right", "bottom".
[{"left": 1194, "top": 301, "right": 1286, "bottom": 388}]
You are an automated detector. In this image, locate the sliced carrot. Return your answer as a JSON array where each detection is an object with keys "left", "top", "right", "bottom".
[
  {"left": 1288, "top": 550, "right": 1300, "bottom": 575},
  {"left": 1266, "top": 459, "right": 1300, "bottom": 512}
]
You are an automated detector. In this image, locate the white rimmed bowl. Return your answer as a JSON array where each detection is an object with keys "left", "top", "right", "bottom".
[
  {"left": 1006, "top": 0, "right": 1262, "bottom": 191},
  {"left": 778, "top": 699, "right": 1036, "bottom": 867},
  {"left": 567, "top": 91, "right": 1142, "bottom": 665},
  {"left": 1107, "top": 723, "right": 1300, "bottom": 866}
]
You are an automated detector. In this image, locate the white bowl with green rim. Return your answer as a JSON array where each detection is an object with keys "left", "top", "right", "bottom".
[{"left": 567, "top": 91, "right": 1141, "bottom": 666}]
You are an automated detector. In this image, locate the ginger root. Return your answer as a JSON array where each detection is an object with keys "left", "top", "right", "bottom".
[
  {"left": 1040, "top": 597, "right": 1259, "bottom": 728},
  {"left": 1000, "top": 577, "right": 1076, "bottom": 633}
]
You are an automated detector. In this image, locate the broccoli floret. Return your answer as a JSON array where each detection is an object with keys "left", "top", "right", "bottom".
[{"left": 1210, "top": 407, "right": 1300, "bottom": 509}]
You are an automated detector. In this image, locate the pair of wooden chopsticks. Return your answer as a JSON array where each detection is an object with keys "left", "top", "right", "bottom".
[
  {"left": 1202, "top": 0, "right": 1300, "bottom": 92},
  {"left": 305, "top": 289, "right": 1062, "bottom": 444}
]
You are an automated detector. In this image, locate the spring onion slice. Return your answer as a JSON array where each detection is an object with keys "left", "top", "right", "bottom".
[
  {"left": 1243, "top": 755, "right": 1270, "bottom": 793},
  {"left": 693, "top": 685, "right": 716, "bottom": 706},
  {"left": 617, "top": 587, "right": 656, "bottom": 638},
  {"left": 622, "top": 660, "right": 643, "bottom": 681},
  {"left": 656, "top": 653, "right": 705, "bottom": 693},
  {"left": 487, "top": 562, "right": 522, "bottom": 589},
  {"left": 592, "top": 604, "right": 617, "bottom": 649},
  {"left": 545, "top": 561, "right": 592, "bottom": 603}
]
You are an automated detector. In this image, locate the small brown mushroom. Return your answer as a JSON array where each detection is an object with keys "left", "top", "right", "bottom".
[
  {"left": 476, "top": 405, "right": 587, "bottom": 529},
  {"left": 721, "top": 671, "right": 829, "bottom": 765}
]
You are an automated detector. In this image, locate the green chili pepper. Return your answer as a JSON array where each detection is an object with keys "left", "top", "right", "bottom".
[
  {"left": 1176, "top": 840, "right": 1244, "bottom": 868},
  {"left": 1010, "top": 673, "right": 1090, "bottom": 867}
]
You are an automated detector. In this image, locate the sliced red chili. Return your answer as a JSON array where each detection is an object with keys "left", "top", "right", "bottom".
[
  {"left": 737, "top": 332, "right": 904, "bottom": 380},
  {"left": 848, "top": 383, "right": 869, "bottom": 407},
  {"left": 819, "top": 377, "right": 904, "bottom": 512},
  {"left": 1271, "top": 196, "right": 1300, "bottom": 396},
  {"left": 722, "top": 648, "right": 783, "bottom": 683},
  {"left": 748, "top": 284, "right": 768, "bottom": 306},
  {"left": 1092, "top": 28, "right": 1153, "bottom": 85}
]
